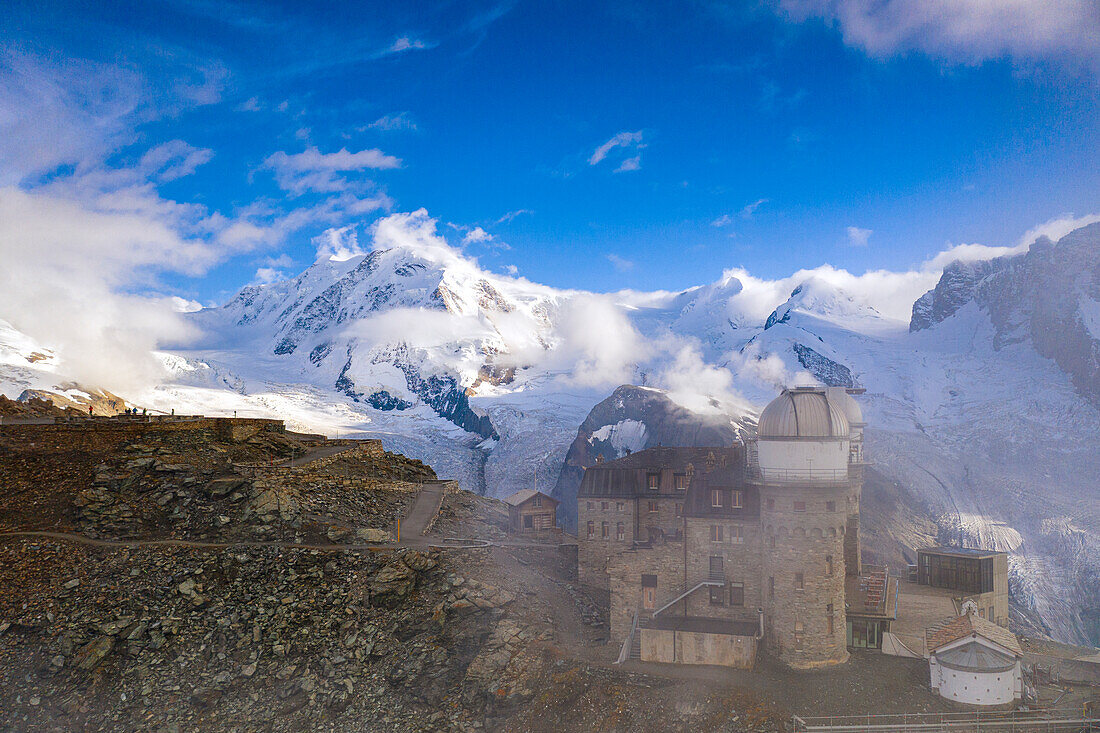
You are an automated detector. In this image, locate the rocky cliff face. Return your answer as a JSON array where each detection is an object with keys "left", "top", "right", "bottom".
[
  {"left": 551, "top": 385, "right": 746, "bottom": 529},
  {"left": 910, "top": 223, "right": 1100, "bottom": 405}
]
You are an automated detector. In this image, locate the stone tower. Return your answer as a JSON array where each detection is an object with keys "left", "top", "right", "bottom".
[{"left": 753, "top": 387, "right": 855, "bottom": 669}]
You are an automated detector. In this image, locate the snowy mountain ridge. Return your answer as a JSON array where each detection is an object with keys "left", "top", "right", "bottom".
[{"left": 3, "top": 213, "right": 1100, "bottom": 645}]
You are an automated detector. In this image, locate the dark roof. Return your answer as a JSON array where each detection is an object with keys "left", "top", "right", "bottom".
[
  {"left": 502, "top": 489, "right": 557, "bottom": 508},
  {"left": 578, "top": 446, "right": 741, "bottom": 498},
  {"left": 918, "top": 546, "right": 1005, "bottom": 559},
  {"left": 645, "top": 615, "right": 759, "bottom": 637}
]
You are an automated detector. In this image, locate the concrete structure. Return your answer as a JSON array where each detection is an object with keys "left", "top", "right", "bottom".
[
  {"left": 917, "top": 547, "right": 1009, "bottom": 627},
  {"left": 927, "top": 610, "right": 1023, "bottom": 706},
  {"left": 502, "top": 489, "right": 559, "bottom": 534},
  {"left": 580, "top": 387, "right": 870, "bottom": 670}
]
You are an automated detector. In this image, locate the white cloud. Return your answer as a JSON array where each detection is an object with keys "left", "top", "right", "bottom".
[
  {"left": 252, "top": 267, "right": 286, "bottom": 284},
  {"left": 778, "top": 0, "right": 1100, "bottom": 67},
  {"left": 368, "top": 112, "right": 417, "bottom": 132},
  {"left": 140, "top": 140, "right": 214, "bottom": 182},
  {"left": 740, "top": 198, "right": 769, "bottom": 219},
  {"left": 615, "top": 155, "right": 642, "bottom": 173},
  {"left": 1017, "top": 212, "right": 1100, "bottom": 248},
  {"left": 378, "top": 37, "right": 433, "bottom": 57},
  {"left": 606, "top": 254, "right": 635, "bottom": 272},
  {"left": 711, "top": 214, "right": 735, "bottom": 227},
  {"left": 846, "top": 225, "right": 872, "bottom": 246},
  {"left": 589, "top": 130, "right": 645, "bottom": 166},
  {"left": 503, "top": 264, "right": 519, "bottom": 276},
  {"left": 495, "top": 209, "right": 534, "bottom": 224},
  {"left": 463, "top": 226, "right": 493, "bottom": 244},
  {"left": 263, "top": 146, "right": 401, "bottom": 195},
  {"left": 313, "top": 225, "right": 365, "bottom": 262}
]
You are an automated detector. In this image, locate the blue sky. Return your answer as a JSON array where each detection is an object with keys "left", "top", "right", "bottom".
[{"left": 3, "top": 0, "right": 1100, "bottom": 306}]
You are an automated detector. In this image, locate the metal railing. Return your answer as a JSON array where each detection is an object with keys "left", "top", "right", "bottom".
[
  {"left": 792, "top": 709, "right": 1098, "bottom": 733},
  {"left": 745, "top": 466, "right": 854, "bottom": 484}
]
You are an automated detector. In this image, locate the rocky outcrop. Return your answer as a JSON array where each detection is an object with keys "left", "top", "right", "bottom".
[
  {"left": 792, "top": 343, "right": 857, "bottom": 388},
  {"left": 552, "top": 385, "right": 743, "bottom": 529},
  {"left": 910, "top": 223, "right": 1100, "bottom": 405},
  {"left": 910, "top": 259, "right": 996, "bottom": 332}
]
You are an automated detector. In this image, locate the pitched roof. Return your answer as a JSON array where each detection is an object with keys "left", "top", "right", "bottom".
[
  {"left": 925, "top": 611, "right": 1022, "bottom": 656},
  {"left": 502, "top": 489, "right": 555, "bottom": 507}
]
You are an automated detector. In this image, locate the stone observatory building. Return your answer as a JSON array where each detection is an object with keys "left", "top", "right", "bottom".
[{"left": 577, "top": 386, "right": 889, "bottom": 670}]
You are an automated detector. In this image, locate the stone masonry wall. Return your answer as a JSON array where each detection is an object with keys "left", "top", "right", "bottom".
[
  {"left": 760, "top": 481, "right": 851, "bottom": 669},
  {"left": 577, "top": 499, "right": 637, "bottom": 589},
  {"left": 683, "top": 518, "right": 762, "bottom": 621},
  {"left": 606, "top": 544, "right": 685, "bottom": 645}
]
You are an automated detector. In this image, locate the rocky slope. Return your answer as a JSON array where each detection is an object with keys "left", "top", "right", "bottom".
[{"left": 552, "top": 385, "right": 748, "bottom": 528}]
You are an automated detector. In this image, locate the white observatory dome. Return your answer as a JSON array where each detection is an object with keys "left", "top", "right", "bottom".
[{"left": 758, "top": 387, "right": 850, "bottom": 440}]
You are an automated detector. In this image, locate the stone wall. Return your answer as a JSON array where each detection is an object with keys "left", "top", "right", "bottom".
[
  {"left": 606, "top": 543, "right": 685, "bottom": 644},
  {"left": 683, "top": 518, "right": 762, "bottom": 620},
  {"left": 577, "top": 498, "right": 637, "bottom": 589},
  {"left": 760, "top": 480, "right": 851, "bottom": 669},
  {"left": 641, "top": 628, "right": 757, "bottom": 668},
  {"left": 0, "top": 417, "right": 286, "bottom": 454}
]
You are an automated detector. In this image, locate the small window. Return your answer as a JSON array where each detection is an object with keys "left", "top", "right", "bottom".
[
  {"left": 647, "top": 473, "right": 660, "bottom": 490},
  {"left": 710, "top": 524, "right": 723, "bottom": 542},
  {"left": 827, "top": 603, "right": 834, "bottom": 634},
  {"left": 533, "top": 495, "right": 542, "bottom": 508},
  {"left": 730, "top": 491, "right": 743, "bottom": 509},
  {"left": 586, "top": 521, "right": 594, "bottom": 539},
  {"left": 766, "top": 498, "right": 775, "bottom": 511},
  {"left": 524, "top": 515, "right": 533, "bottom": 528},
  {"left": 641, "top": 574, "right": 658, "bottom": 588},
  {"left": 647, "top": 500, "right": 658, "bottom": 513},
  {"left": 793, "top": 501, "right": 806, "bottom": 512},
  {"left": 825, "top": 555, "right": 834, "bottom": 577},
  {"left": 616, "top": 501, "right": 625, "bottom": 511},
  {"left": 587, "top": 501, "right": 594, "bottom": 511},
  {"left": 730, "top": 524, "right": 744, "bottom": 544},
  {"left": 729, "top": 582, "right": 744, "bottom": 606},
  {"left": 826, "top": 501, "right": 835, "bottom": 512},
  {"left": 616, "top": 522, "right": 624, "bottom": 541},
  {"left": 795, "top": 572, "right": 804, "bottom": 590},
  {"left": 673, "top": 473, "right": 688, "bottom": 490},
  {"left": 769, "top": 534, "right": 776, "bottom": 549},
  {"left": 675, "top": 502, "right": 683, "bottom": 517},
  {"left": 711, "top": 490, "right": 723, "bottom": 508},
  {"left": 768, "top": 576, "right": 775, "bottom": 599},
  {"left": 794, "top": 621, "right": 805, "bottom": 650},
  {"left": 601, "top": 501, "right": 609, "bottom": 511},
  {"left": 600, "top": 521, "right": 609, "bottom": 538},
  {"left": 709, "top": 586, "right": 725, "bottom": 605}
]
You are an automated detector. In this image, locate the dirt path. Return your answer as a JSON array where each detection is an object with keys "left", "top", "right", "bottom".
[
  {"left": 281, "top": 443, "right": 356, "bottom": 467},
  {"left": 398, "top": 480, "right": 448, "bottom": 545}
]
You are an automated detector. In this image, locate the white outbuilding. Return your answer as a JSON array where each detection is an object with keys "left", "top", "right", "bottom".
[{"left": 926, "top": 608, "right": 1023, "bottom": 707}]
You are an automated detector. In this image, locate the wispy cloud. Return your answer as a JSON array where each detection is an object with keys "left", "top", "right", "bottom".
[
  {"left": 740, "top": 198, "right": 769, "bottom": 219},
  {"left": 777, "top": 0, "right": 1100, "bottom": 69},
  {"left": 495, "top": 209, "right": 533, "bottom": 224},
  {"left": 615, "top": 155, "right": 642, "bottom": 173},
  {"left": 140, "top": 140, "right": 213, "bottom": 182},
  {"left": 368, "top": 112, "right": 417, "bottom": 132},
  {"left": 376, "top": 36, "right": 434, "bottom": 58},
  {"left": 846, "top": 225, "right": 872, "bottom": 247},
  {"left": 262, "top": 146, "right": 401, "bottom": 195},
  {"left": 463, "top": 226, "right": 492, "bottom": 244},
  {"left": 606, "top": 253, "right": 635, "bottom": 272},
  {"left": 589, "top": 130, "right": 645, "bottom": 167},
  {"left": 711, "top": 214, "right": 734, "bottom": 227}
]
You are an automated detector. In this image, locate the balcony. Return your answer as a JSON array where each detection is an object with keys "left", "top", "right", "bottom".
[{"left": 745, "top": 465, "right": 854, "bottom": 484}]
